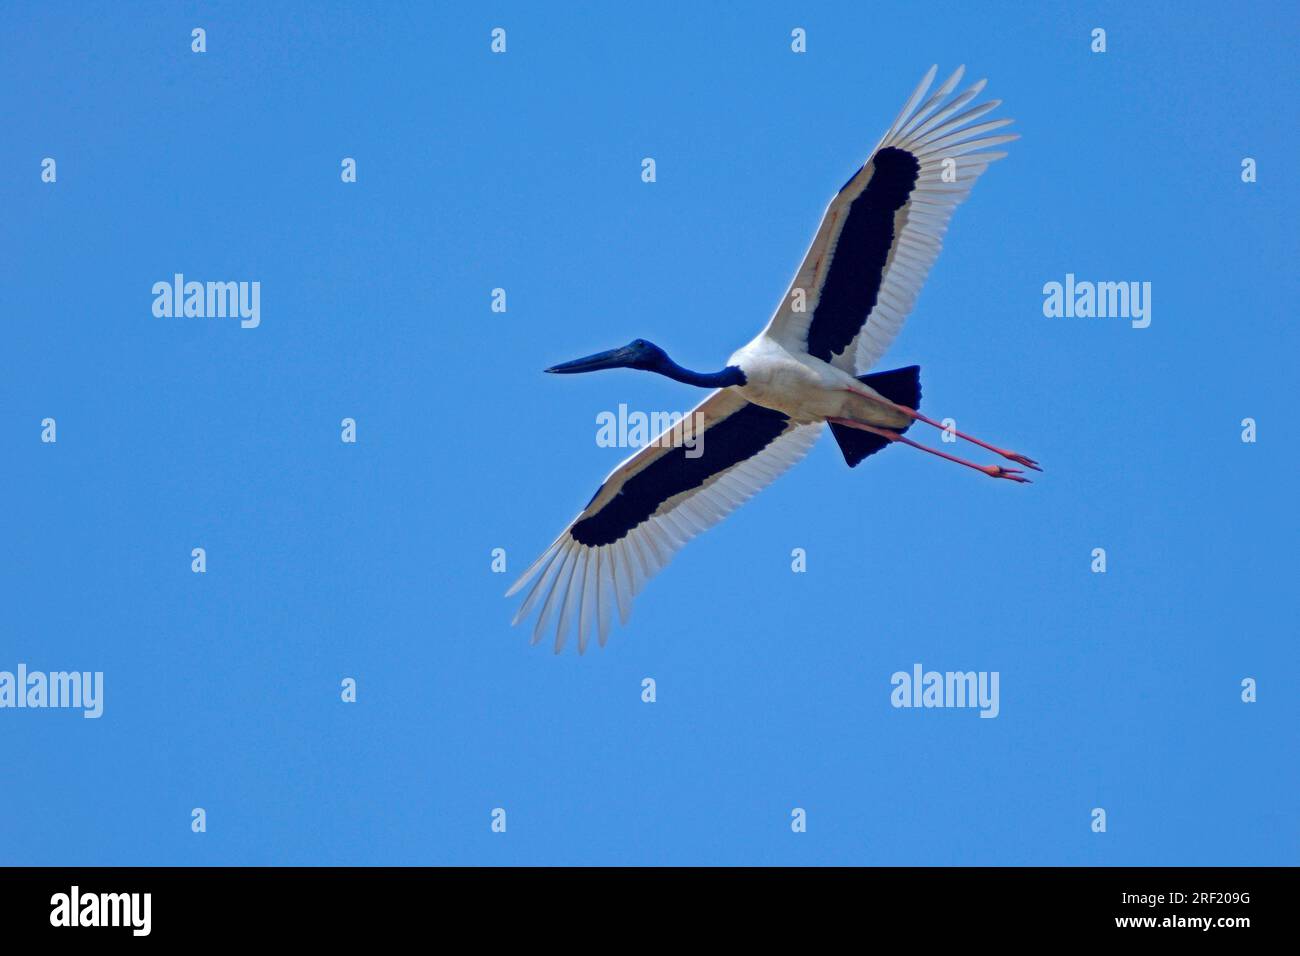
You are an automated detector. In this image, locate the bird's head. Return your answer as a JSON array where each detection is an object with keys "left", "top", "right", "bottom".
[{"left": 544, "top": 338, "right": 668, "bottom": 375}]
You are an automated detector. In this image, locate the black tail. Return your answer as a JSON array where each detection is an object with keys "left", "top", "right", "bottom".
[{"left": 829, "top": 365, "right": 922, "bottom": 468}]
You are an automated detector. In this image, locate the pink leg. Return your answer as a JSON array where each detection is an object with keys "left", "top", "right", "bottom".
[
  {"left": 827, "top": 417, "right": 1031, "bottom": 483},
  {"left": 842, "top": 387, "right": 1041, "bottom": 471}
]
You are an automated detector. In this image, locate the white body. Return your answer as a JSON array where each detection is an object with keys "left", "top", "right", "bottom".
[{"left": 727, "top": 334, "right": 911, "bottom": 429}]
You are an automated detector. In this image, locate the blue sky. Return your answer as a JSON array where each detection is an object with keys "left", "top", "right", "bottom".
[{"left": 2, "top": 1, "right": 1296, "bottom": 865}]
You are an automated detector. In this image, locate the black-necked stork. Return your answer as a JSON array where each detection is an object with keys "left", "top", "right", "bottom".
[{"left": 509, "top": 65, "right": 1036, "bottom": 653}]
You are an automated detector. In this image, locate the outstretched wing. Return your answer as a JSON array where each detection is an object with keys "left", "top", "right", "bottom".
[
  {"left": 507, "top": 390, "right": 821, "bottom": 653},
  {"left": 763, "top": 64, "right": 1016, "bottom": 373}
]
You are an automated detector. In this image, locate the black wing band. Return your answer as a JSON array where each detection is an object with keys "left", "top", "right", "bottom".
[
  {"left": 805, "top": 147, "right": 920, "bottom": 363},
  {"left": 571, "top": 403, "right": 791, "bottom": 547}
]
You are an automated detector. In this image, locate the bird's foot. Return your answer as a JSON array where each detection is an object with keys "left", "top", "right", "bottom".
[
  {"left": 992, "top": 449, "right": 1042, "bottom": 472},
  {"left": 983, "top": 465, "right": 1031, "bottom": 483}
]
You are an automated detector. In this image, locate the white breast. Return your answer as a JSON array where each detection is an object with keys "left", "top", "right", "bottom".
[{"left": 728, "top": 335, "right": 856, "bottom": 422}]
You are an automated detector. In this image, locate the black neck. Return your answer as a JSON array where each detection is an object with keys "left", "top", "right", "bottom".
[{"left": 655, "top": 358, "right": 746, "bottom": 389}]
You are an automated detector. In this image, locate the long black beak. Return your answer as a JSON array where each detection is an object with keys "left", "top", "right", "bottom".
[{"left": 544, "top": 346, "right": 635, "bottom": 374}]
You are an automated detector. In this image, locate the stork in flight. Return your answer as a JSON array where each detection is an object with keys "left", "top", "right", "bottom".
[{"left": 508, "top": 65, "right": 1037, "bottom": 653}]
